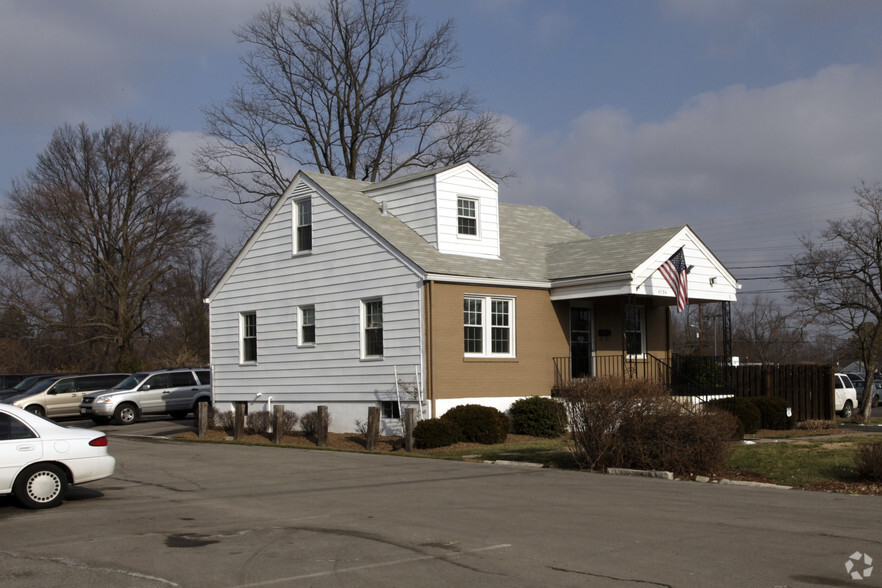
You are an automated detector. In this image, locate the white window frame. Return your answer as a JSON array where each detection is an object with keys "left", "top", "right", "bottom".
[
  {"left": 240, "top": 312, "right": 257, "bottom": 364},
  {"left": 360, "top": 298, "right": 384, "bottom": 360},
  {"left": 624, "top": 305, "right": 646, "bottom": 358},
  {"left": 463, "top": 295, "right": 515, "bottom": 358},
  {"left": 456, "top": 196, "right": 479, "bottom": 238},
  {"left": 293, "top": 197, "right": 312, "bottom": 254},
  {"left": 298, "top": 305, "right": 315, "bottom": 347}
]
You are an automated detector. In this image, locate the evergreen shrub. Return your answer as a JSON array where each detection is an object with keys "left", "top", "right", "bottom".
[
  {"left": 441, "top": 404, "right": 509, "bottom": 444},
  {"left": 413, "top": 418, "right": 462, "bottom": 449},
  {"left": 508, "top": 396, "right": 568, "bottom": 437},
  {"left": 747, "top": 396, "right": 793, "bottom": 430},
  {"left": 706, "top": 397, "right": 762, "bottom": 436}
]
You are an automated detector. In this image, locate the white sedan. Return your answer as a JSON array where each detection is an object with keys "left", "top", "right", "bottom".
[{"left": 0, "top": 403, "right": 115, "bottom": 509}]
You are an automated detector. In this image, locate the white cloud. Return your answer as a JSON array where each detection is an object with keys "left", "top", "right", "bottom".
[{"left": 496, "top": 63, "right": 882, "bottom": 251}]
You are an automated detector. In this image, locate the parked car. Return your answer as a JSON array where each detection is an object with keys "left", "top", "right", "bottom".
[
  {"left": 79, "top": 368, "right": 211, "bottom": 425},
  {"left": 857, "top": 380, "right": 881, "bottom": 408},
  {"left": 835, "top": 373, "right": 859, "bottom": 418},
  {"left": 4, "top": 373, "right": 129, "bottom": 419},
  {"left": 0, "top": 374, "right": 55, "bottom": 402},
  {"left": 0, "top": 403, "right": 115, "bottom": 508}
]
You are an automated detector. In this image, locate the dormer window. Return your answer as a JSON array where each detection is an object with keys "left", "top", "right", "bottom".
[{"left": 457, "top": 197, "right": 478, "bottom": 236}]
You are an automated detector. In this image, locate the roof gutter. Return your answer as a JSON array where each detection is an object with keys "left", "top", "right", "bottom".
[{"left": 424, "top": 273, "right": 551, "bottom": 289}]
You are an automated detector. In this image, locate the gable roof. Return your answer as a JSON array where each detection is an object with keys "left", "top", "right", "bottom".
[{"left": 209, "top": 163, "right": 738, "bottom": 302}]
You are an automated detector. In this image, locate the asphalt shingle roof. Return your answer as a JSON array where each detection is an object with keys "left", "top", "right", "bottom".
[{"left": 304, "top": 169, "right": 681, "bottom": 284}]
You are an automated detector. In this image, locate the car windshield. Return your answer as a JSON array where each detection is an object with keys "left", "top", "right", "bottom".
[
  {"left": 112, "top": 373, "right": 149, "bottom": 390},
  {"left": 11, "top": 375, "right": 48, "bottom": 391},
  {"left": 20, "top": 377, "right": 59, "bottom": 396}
]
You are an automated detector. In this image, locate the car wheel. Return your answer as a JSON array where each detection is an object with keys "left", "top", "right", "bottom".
[
  {"left": 13, "top": 463, "right": 68, "bottom": 509},
  {"left": 91, "top": 416, "right": 111, "bottom": 425},
  {"left": 874, "top": 395, "right": 880, "bottom": 408},
  {"left": 840, "top": 401, "right": 854, "bottom": 418},
  {"left": 113, "top": 403, "right": 139, "bottom": 425},
  {"left": 25, "top": 405, "right": 45, "bottom": 417},
  {"left": 169, "top": 410, "right": 189, "bottom": 420}
]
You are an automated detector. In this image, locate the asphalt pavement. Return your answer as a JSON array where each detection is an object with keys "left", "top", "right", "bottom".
[{"left": 1, "top": 417, "right": 881, "bottom": 587}]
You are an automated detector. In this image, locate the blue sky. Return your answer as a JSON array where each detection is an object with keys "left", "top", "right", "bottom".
[{"left": 3, "top": 0, "right": 882, "bottom": 299}]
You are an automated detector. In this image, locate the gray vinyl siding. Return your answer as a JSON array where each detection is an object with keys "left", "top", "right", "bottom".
[
  {"left": 209, "top": 179, "right": 423, "bottom": 407},
  {"left": 365, "top": 175, "right": 438, "bottom": 246}
]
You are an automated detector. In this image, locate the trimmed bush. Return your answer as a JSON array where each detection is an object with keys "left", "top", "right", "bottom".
[
  {"left": 509, "top": 396, "right": 567, "bottom": 438},
  {"left": 747, "top": 396, "right": 793, "bottom": 430},
  {"left": 441, "top": 404, "right": 509, "bottom": 444},
  {"left": 414, "top": 418, "right": 462, "bottom": 449},
  {"left": 706, "top": 397, "right": 762, "bottom": 436},
  {"left": 856, "top": 441, "right": 882, "bottom": 481},
  {"left": 556, "top": 377, "right": 739, "bottom": 476}
]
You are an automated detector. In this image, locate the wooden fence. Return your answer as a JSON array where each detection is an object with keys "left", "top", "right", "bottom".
[{"left": 724, "top": 364, "right": 834, "bottom": 421}]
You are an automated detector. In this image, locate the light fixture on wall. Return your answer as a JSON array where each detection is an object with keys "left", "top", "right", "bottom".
[{"left": 709, "top": 276, "right": 717, "bottom": 285}]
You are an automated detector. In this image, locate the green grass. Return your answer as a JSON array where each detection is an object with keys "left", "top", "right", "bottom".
[
  {"left": 427, "top": 438, "right": 577, "bottom": 469},
  {"left": 729, "top": 437, "right": 877, "bottom": 486}
]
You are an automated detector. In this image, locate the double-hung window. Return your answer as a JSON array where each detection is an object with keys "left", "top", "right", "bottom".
[
  {"left": 463, "top": 295, "right": 514, "bottom": 357},
  {"left": 624, "top": 305, "right": 645, "bottom": 357},
  {"left": 294, "top": 198, "right": 312, "bottom": 253},
  {"left": 457, "top": 197, "right": 478, "bottom": 236},
  {"left": 362, "top": 299, "right": 383, "bottom": 358},
  {"left": 241, "top": 312, "right": 257, "bottom": 363},
  {"left": 299, "top": 306, "right": 315, "bottom": 346}
]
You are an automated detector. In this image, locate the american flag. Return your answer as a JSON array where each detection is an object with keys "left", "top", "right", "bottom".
[{"left": 659, "top": 247, "right": 688, "bottom": 312}]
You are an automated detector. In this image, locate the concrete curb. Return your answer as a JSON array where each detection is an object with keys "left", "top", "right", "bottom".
[
  {"left": 607, "top": 467, "right": 674, "bottom": 480},
  {"left": 719, "top": 479, "right": 792, "bottom": 490},
  {"left": 484, "top": 460, "right": 545, "bottom": 468}
]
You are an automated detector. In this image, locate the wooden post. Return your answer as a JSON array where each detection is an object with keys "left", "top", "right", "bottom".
[
  {"left": 317, "top": 405, "right": 329, "bottom": 447},
  {"left": 234, "top": 402, "right": 246, "bottom": 440},
  {"left": 273, "top": 404, "right": 285, "bottom": 444},
  {"left": 404, "top": 407, "right": 417, "bottom": 452},
  {"left": 366, "top": 406, "right": 380, "bottom": 450},
  {"left": 197, "top": 401, "right": 209, "bottom": 438}
]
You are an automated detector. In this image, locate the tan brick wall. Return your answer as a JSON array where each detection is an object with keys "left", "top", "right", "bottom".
[{"left": 424, "top": 282, "right": 569, "bottom": 403}]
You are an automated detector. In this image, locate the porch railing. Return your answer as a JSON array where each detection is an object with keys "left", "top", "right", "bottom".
[{"left": 553, "top": 353, "right": 735, "bottom": 401}]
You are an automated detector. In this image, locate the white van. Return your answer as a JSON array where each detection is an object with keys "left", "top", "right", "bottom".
[
  {"left": 835, "top": 373, "right": 859, "bottom": 418},
  {"left": 4, "top": 373, "right": 129, "bottom": 419}
]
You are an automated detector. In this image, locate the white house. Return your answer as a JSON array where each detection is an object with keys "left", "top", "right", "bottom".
[{"left": 206, "top": 162, "right": 738, "bottom": 433}]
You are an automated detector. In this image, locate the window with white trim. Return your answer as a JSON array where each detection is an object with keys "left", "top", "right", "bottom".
[
  {"left": 241, "top": 312, "right": 257, "bottom": 363},
  {"left": 463, "top": 296, "right": 514, "bottom": 357},
  {"left": 624, "top": 305, "right": 645, "bottom": 356},
  {"left": 362, "top": 299, "right": 383, "bottom": 358},
  {"left": 457, "top": 197, "right": 478, "bottom": 236},
  {"left": 299, "top": 305, "right": 315, "bottom": 346},
  {"left": 293, "top": 198, "right": 312, "bottom": 253}
]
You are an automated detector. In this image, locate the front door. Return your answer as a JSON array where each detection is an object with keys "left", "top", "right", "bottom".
[{"left": 570, "top": 308, "right": 593, "bottom": 378}]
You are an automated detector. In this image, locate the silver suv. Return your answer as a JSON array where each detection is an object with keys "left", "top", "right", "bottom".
[{"left": 79, "top": 368, "right": 211, "bottom": 425}]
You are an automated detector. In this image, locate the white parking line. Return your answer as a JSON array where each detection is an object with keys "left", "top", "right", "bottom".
[{"left": 229, "top": 543, "right": 512, "bottom": 587}]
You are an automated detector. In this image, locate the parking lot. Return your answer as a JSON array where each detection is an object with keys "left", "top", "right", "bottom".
[{"left": 1, "top": 417, "right": 882, "bottom": 586}]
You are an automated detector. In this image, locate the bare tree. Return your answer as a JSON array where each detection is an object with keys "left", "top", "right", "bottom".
[
  {"left": 149, "top": 240, "right": 229, "bottom": 367},
  {"left": 785, "top": 181, "right": 882, "bottom": 422},
  {"left": 0, "top": 121, "right": 214, "bottom": 371},
  {"left": 732, "top": 296, "right": 804, "bottom": 364},
  {"left": 195, "top": 0, "right": 510, "bottom": 221}
]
